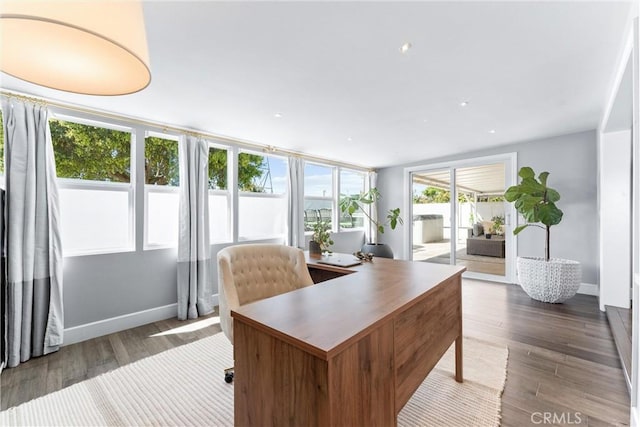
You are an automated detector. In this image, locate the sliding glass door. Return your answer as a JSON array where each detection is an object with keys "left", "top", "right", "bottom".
[
  {"left": 453, "top": 164, "right": 507, "bottom": 278},
  {"left": 411, "top": 169, "right": 452, "bottom": 264},
  {"left": 408, "top": 155, "right": 516, "bottom": 283}
]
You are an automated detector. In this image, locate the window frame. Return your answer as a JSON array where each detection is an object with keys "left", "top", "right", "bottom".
[
  {"left": 51, "top": 114, "right": 136, "bottom": 257},
  {"left": 237, "top": 150, "right": 289, "bottom": 241},
  {"left": 57, "top": 178, "right": 135, "bottom": 256},
  {"left": 304, "top": 162, "right": 368, "bottom": 234},
  {"left": 303, "top": 161, "right": 336, "bottom": 232},
  {"left": 208, "top": 142, "right": 232, "bottom": 244},
  {"left": 338, "top": 168, "right": 367, "bottom": 231},
  {"left": 143, "top": 131, "right": 180, "bottom": 250}
]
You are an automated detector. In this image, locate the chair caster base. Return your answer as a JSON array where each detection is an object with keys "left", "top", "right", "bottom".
[{"left": 224, "top": 367, "right": 234, "bottom": 384}]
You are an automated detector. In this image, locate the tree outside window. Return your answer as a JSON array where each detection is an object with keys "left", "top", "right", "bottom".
[
  {"left": 145, "top": 136, "right": 179, "bottom": 186},
  {"left": 50, "top": 119, "right": 131, "bottom": 182}
]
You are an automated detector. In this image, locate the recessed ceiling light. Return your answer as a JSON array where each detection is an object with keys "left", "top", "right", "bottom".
[
  {"left": 347, "top": 137, "right": 353, "bottom": 142},
  {"left": 460, "top": 101, "right": 469, "bottom": 107},
  {"left": 400, "top": 42, "right": 412, "bottom": 54},
  {"left": 489, "top": 129, "right": 496, "bottom": 134},
  {"left": 274, "top": 112, "right": 283, "bottom": 118}
]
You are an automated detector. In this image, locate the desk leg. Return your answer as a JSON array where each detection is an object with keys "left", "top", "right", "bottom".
[{"left": 455, "top": 335, "right": 463, "bottom": 383}]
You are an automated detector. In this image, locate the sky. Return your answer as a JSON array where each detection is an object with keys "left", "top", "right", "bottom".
[{"left": 257, "top": 156, "right": 365, "bottom": 196}]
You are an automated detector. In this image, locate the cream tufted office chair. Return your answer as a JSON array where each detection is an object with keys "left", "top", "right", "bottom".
[{"left": 217, "top": 243, "right": 314, "bottom": 383}]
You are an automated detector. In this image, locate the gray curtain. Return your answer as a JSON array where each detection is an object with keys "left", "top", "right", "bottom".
[
  {"left": 366, "top": 171, "right": 378, "bottom": 244},
  {"left": 287, "top": 157, "right": 304, "bottom": 248},
  {"left": 2, "top": 99, "right": 64, "bottom": 368},
  {"left": 177, "top": 135, "right": 213, "bottom": 320}
]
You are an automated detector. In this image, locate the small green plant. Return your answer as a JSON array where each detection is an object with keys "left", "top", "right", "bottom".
[
  {"left": 339, "top": 188, "right": 403, "bottom": 239},
  {"left": 491, "top": 215, "right": 505, "bottom": 235},
  {"left": 504, "top": 167, "right": 563, "bottom": 261},
  {"left": 311, "top": 221, "right": 333, "bottom": 253}
]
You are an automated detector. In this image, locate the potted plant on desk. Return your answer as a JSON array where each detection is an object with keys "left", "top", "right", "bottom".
[
  {"left": 504, "top": 167, "right": 581, "bottom": 303},
  {"left": 339, "top": 188, "right": 403, "bottom": 259},
  {"left": 309, "top": 221, "right": 333, "bottom": 258}
]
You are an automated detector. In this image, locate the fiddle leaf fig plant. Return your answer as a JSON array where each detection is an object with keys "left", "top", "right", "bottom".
[
  {"left": 504, "top": 167, "right": 563, "bottom": 261},
  {"left": 339, "top": 188, "right": 403, "bottom": 239}
]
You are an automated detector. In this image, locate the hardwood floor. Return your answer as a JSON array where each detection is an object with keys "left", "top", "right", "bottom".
[
  {"left": 606, "top": 306, "right": 632, "bottom": 393},
  {"left": 464, "top": 280, "right": 629, "bottom": 426},
  {"left": 1, "top": 312, "right": 222, "bottom": 412},
  {"left": 1, "top": 281, "right": 630, "bottom": 426}
]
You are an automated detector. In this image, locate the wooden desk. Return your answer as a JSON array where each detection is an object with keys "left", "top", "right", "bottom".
[{"left": 232, "top": 254, "right": 466, "bottom": 426}]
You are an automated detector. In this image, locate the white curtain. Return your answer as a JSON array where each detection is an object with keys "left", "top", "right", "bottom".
[
  {"left": 2, "top": 98, "right": 64, "bottom": 368},
  {"left": 287, "top": 157, "right": 304, "bottom": 248},
  {"left": 365, "top": 171, "right": 378, "bottom": 244},
  {"left": 177, "top": 135, "right": 213, "bottom": 320}
]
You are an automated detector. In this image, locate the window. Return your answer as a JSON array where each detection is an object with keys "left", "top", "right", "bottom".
[
  {"left": 238, "top": 151, "right": 288, "bottom": 240},
  {"left": 304, "top": 163, "right": 334, "bottom": 231},
  {"left": 51, "top": 119, "right": 131, "bottom": 182},
  {"left": 209, "top": 145, "right": 231, "bottom": 243},
  {"left": 339, "top": 169, "right": 366, "bottom": 229},
  {"left": 51, "top": 117, "right": 133, "bottom": 255},
  {"left": 208, "top": 146, "right": 228, "bottom": 190},
  {"left": 303, "top": 164, "right": 368, "bottom": 232},
  {"left": 145, "top": 134, "right": 179, "bottom": 248}
]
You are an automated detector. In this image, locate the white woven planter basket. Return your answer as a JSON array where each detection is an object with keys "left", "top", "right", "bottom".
[{"left": 516, "top": 257, "right": 581, "bottom": 303}]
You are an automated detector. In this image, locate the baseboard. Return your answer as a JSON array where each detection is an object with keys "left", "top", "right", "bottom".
[
  {"left": 64, "top": 294, "right": 220, "bottom": 346},
  {"left": 64, "top": 303, "right": 178, "bottom": 346},
  {"left": 578, "top": 283, "right": 598, "bottom": 296}
]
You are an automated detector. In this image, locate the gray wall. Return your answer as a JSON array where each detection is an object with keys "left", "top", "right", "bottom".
[
  {"left": 64, "top": 249, "right": 178, "bottom": 328},
  {"left": 64, "top": 231, "right": 365, "bottom": 329},
  {"left": 64, "top": 238, "right": 282, "bottom": 328},
  {"left": 377, "top": 130, "right": 599, "bottom": 284}
]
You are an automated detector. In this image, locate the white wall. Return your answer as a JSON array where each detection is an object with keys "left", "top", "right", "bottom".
[
  {"left": 599, "top": 129, "right": 632, "bottom": 310},
  {"left": 304, "top": 230, "right": 365, "bottom": 254}
]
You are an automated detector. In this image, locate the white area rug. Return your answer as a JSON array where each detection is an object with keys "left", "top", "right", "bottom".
[{"left": 1, "top": 333, "right": 508, "bottom": 427}]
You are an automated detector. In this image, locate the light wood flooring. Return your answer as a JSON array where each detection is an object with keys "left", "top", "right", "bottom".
[{"left": 1, "top": 280, "right": 630, "bottom": 426}]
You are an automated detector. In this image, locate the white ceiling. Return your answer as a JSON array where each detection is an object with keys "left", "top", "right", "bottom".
[
  {"left": 0, "top": 1, "right": 632, "bottom": 168},
  {"left": 414, "top": 163, "right": 505, "bottom": 195}
]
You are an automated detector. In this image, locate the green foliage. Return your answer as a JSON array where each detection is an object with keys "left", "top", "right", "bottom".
[
  {"left": 491, "top": 215, "right": 505, "bottom": 235},
  {"left": 237, "top": 152, "right": 267, "bottom": 192},
  {"left": 46, "top": 119, "right": 264, "bottom": 190},
  {"left": 311, "top": 221, "right": 333, "bottom": 252},
  {"left": 414, "top": 187, "right": 450, "bottom": 203},
  {"left": 145, "top": 136, "right": 179, "bottom": 186},
  {"left": 478, "top": 195, "right": 505, "bottom": 202},
  {"left": 504, "top": 166, "right": 563, "bottom": 260},
  {"left": 414, "top": 186, "right": 473, "bottom": 204},
  {"left": 50, "top": 119, "right": 131, "bottom": 182},
  {"left": 339, "top": 187, "right": 403, "bottom": 237},
  {"left": 208, "top": 147, "right": 228, "bottom": 190}
]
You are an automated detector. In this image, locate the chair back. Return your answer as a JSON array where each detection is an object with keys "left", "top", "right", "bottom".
[{"left": 217, "top": 244, "right": 313, "bottom": 343}]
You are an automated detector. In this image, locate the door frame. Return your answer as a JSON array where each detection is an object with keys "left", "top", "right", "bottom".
[{"left": 403, "top": 152, "right": 518, "bottom": 284}]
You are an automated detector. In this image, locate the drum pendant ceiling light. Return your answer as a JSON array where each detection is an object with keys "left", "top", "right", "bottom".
[{"left": 0, "top": 1, "right": 151, "bottom": 96}]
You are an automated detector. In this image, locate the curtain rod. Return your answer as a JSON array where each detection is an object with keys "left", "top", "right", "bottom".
[{"left": 0, "top": 89, "right": 373, "bottom": 173}]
